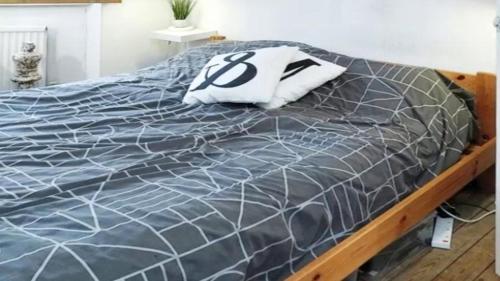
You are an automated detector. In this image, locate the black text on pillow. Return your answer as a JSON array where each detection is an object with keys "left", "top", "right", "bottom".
[
  {"left": 183, "top": 46, "right": 299, "bottom": 105},
  {"left": 190, "top": 52, "right": 259, "bottom": 91},
  {"left": 258, "top": 51, "right": 347, "bottom": 109}
]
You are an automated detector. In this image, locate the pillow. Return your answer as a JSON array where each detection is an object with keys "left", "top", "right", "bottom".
[
  {"left": 257, "top": 51, "right": 347, "bottom": 109},
  {"left": 183, "top": 46, "right": 298, "bottom": 105}
]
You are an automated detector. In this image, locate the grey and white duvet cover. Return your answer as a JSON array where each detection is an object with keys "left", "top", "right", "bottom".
[{"left": 0, "top": 41, "right": 474, "bottom": 281}]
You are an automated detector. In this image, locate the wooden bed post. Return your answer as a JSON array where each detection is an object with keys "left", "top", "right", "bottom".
[
  {"left": 475, "top": 73, "right": 496, "bottom": 193},
  {"left": 438, "top": 71, "right": 496, "bottom": 193}
]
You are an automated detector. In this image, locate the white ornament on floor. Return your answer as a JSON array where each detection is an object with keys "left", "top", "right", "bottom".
[{"left": 11, "top": 42, "right": 42, "bottom": 90}]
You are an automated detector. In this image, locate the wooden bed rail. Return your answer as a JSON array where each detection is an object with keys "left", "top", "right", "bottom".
[
  {"left": 438, "top": 71, "right": 496, "bottom": 144},
  {"left": 439, "top": 71, "right": 496, "bottom": 193},
  {"left": 287, "top": 138, "right": 496, "bottom": 281},
  {"left": 287, "top": 71, "right": 497, "bottom": 281}
]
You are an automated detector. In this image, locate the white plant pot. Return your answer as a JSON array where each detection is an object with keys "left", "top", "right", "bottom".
[{"left": 173, "top": 19, "right": 191, "bottom": 28}]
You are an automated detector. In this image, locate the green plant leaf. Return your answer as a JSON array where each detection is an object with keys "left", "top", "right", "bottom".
[{"left": 170, "top": 0, "right": 196, "bottom": 20}]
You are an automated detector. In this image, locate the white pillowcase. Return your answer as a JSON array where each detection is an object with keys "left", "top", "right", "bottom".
[
  {"left": 257, "top": 51, "right": 347, "bottom": 109},
  {"left": 183, "top": 46, "right": 299, "bottom": 105}
]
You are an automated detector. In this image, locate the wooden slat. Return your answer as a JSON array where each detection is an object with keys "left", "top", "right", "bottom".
[
  {"left": 392, "top": 202, "right": 495, "bottom": 281},
  {"left": 474, "top": 263, "right": 500, "bottom": 281},
  {"left": 435, "top": 230, "right": 495, "bottom": 281},
  {"left": 287, "top": 138, "right": 496, "bottom": 281},
  {"left": 384, "top": 190, "right": 494, "bottom": 280}
]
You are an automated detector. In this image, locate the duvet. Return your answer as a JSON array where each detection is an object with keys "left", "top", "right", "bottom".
[{"left": 0, "top": 41, "right": 474, "bottom": 281}]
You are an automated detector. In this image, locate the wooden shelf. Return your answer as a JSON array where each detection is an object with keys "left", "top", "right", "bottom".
[{"left": 152, "top": 28, "right": 217, "bottom": 43}]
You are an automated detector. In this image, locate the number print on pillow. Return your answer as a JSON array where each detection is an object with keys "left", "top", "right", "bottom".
[
  {"left": 191, "top": 52, "right": 258, "bottom": 91},
  {"left": 183, "top": 46, "right": 299, "bottom": 105}
]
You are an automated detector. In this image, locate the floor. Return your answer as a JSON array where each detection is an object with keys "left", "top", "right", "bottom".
[{"left": 388, "top": 185, "right": 497, "bottom": 281}]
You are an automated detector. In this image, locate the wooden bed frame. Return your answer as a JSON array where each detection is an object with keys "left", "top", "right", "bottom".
[{"left": 287, "top": 71, "right": 496, "bottom": 281}]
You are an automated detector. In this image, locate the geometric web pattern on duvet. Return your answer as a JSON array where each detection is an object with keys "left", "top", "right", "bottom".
[{"left": 0, "top": 41, "right": 474, "bottom": 281}]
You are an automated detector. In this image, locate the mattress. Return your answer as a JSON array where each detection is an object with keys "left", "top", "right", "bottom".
[{"left": 0, "top": 41, "right": 475, "bottom": 281}]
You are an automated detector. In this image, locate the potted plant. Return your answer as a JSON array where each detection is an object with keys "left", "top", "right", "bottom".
[{"left": 171, "top": 0, "right": 196, "bottom": 29}]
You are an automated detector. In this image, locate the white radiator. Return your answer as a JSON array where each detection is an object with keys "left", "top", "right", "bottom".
[{"left": 0, "top": 26, "right": 48, "bottom": 90}]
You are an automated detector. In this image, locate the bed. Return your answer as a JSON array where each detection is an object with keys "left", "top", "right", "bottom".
[{"left": 0, "top": 41, "right": 495, "bottom": 281}]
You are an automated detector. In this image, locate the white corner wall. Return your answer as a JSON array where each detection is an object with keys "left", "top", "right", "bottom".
[
  {"left": 496, "top": 0, "right": 499, "bottom": 276},
  {"left": 100, "top": 0, "right": 174, "bottom": 76},
  {"left": 195, "top": 0, "right": 496, "bottom": 73}
]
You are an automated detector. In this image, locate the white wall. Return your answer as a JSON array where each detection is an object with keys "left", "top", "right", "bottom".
[
  {"left": 100, "top": 0, "right": 174, "bottom": 76},
  {"left": 0, "top": 5, "right": 89, "bottom": 85},
  {"left": 195, "top": 0, "right": 496, "bottom": 73},
  {"left": 0, "top": 0, "right": 175, "bottom": 87},
  {"left": 1, "top": 0, "right": 495, "bottom": 85}
]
